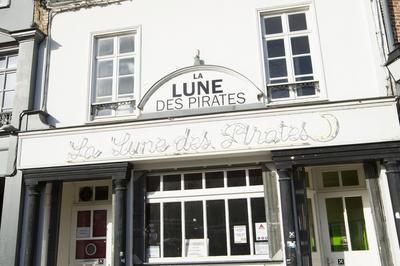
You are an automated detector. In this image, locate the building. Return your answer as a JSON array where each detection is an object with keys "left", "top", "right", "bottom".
[
  {"left": 0, "top": 1, "right": 47, "bottom": 266},
  {"left": 5, "top": 0, "right": 400, "bottom": 265}
]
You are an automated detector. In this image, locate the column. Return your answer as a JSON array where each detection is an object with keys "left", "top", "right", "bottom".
[
  {"left": 113, "top": 178, "right": 127, "bottom": 266},
  {"left": 384, "top": 160, "right": 400, "bottom": 247},
  {"left": 277, "top": 168, "right": 297, "bottom": 266},
  {"left": 22, "top": 182, "right": 41, "bottom": 266}
]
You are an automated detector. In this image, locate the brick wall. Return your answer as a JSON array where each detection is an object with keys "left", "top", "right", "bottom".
[{"left": 388, "top": 0, "right": 400, "bottom": 44}]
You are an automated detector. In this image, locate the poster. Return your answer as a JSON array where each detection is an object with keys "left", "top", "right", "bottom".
[
  {"left": 185, "top": 239, "right": 207, "bottom": 257},
  {"left": 255, "top": 222, "right": 268, "bottom": 241},
  {"left": 76, "top": 227, "right": 90, "bottom": 238},
  {"left": 147, "top": 245, "right": 160, "bottom": 258},
  {"left": 255, "top": 241, "right": 269, "bottom": 255},
  {"left": 233, "top": 225, "right": 247, "bottom": 243}
]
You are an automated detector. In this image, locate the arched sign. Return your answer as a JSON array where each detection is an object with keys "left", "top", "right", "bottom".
[{"left": 138, "top": 65, "right": 265, "bottom": 113}]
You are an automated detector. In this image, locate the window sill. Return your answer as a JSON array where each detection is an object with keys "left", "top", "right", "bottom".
[{"left": 146, "top": 255, "right": 278, "bottom": 265}]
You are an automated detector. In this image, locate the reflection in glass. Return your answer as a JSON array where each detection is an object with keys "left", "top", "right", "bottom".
[
  {"left": 249, "top": 169, "right": 263, "bottom": 186},
  {"left": 322, "top": 171, "right": 340, "bottom": 187},
  {"left": 146, "top": 203, "right": 160, "bottom": 246},
  {"left": 291, "top": 36, "right": 310, "bottom": 55},
  {"left": 119, "top": 58, "right": 134, "bottom": 75},
  {"left": 97, "top": 60, "right": 113, "bottom": 78},
  {"left": 164, "top": 202, "right": 182, "bottom": 257},
  {"left": 326, "top": 198, "right": 348, "bottom": 251},
  {"left": 227, "top": 170, "right": 246, "bottom": 187},
  {"left": 288, "top": 13, "right": 307, "bottom": 31},
  {"left": 98, "top": 38, "right": 114, "bottom": 56},
  {"left": 207, "top": 200, "right": 227, "bottom": 256},
  {"left": 184, "top": 173, "right": 202, "bottom": 190},
  {"left": 293, "top": 56, "right": 313, "bottom": 75},
  {"left": 185, "top": 201, "right": 204, "bottom": 239},
  {"left": 268, "top": 59, "right": 288, "bottom": 78},
  {"left": 228, "top": 199, "right": 250, "bottom": 255},
  {"left": 93, "top": 210, "right": 107, "bottom": 237},
  {"left": 205, "top": 171, "right": 224, "bottom": 188},
  {"left": 118, "top": 76, "right": 134, "bottom": 95},
  {"left": 342, "top": 170, "right": 359, "bottom": 186},
  {"left": 267, "top": 39, "right": 285, "bottom": 57},
  {"left": 96, "top": 79, "right": 112, "bottom": 97},
  {"left": 270, "top": 87, "right": 290, "bottom": 99},
  {"left": 163, "top": 174, "right": 181, "bottom": 191},
  {"left": 265, "top": 16, "right": 283, "bottom": 35},
  {"left": 345, "top": 197, "right": 369, "bottom": 250},
  {"left": 119, "top": 35, "right": 135, "bottom": 53}
]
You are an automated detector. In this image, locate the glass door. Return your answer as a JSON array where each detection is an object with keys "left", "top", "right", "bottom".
[{"left": 318, "top": 191, "right": 380, "bottom": 266}]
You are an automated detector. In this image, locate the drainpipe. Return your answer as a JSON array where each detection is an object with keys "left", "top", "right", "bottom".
[{"left": 381, "top": 0, "right": 396, "bottom": 52}]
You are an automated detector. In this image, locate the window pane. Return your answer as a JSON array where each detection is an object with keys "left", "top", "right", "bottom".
[
  {"left": 119, "top": 35, "right": 135, "bottom": 53},
  {"left": 95, "top": 186, "right": 109, "bottom": 201},
  {"left": 289, "top": 13, "right": 307, "bottom": 31},
  {"left": 163, "top": 174, "right": 181, "bottom": 191},
  {"left": 0, "top": 57, "right": 5, "bottom": 69},
  {"left": 97, "top": 60, "right": 113, "bottom": 78},
  {"left": 206, "top": 200, "right": 227, "bottom": 256},
  {"left": 291, "top": 36, "right": 310, "bottom": 55},
  {"left": 147, "top": 176, "right": 160, "bottom": 192},
  {"left": 5, "top": 72, "right": 16, "bottom": 91},
  {"left": 119, "top": 58, "right": 134, "bottom": 75},
  {"left": 97, "top": 38, "right": 114, "bottom": 56},
  {"left": 293, "top": 56, "right": 313, "bottom": 75},
  {"left": 96, "top": 79, "right": 112, "bottom": 97},
  {"left": 7, "top": 55, "right": 17, "bottom": 68},
  {"left": 270, "top": 78, "right": 288, "bottom": 84},
  {"left": 266, "top": 39, "right": 285, "bottom": 58},
  {"left": 146, "top": 203, "right": 160, "bottom": 254},
  {"left": 185, "top": 201, "right": 204, "bottom": 239},
  {"left": 228, "top": 199, "right": 250, "bottom": 255},
  {"left": 325, "top": 198, "right": 348, "bottom": 251},
  {"left": 184, "top": 173, "right": 202, "bottom": 190},
  {"left": 227, "top": 170, "right": 246, "bottom": 187},
  {"left": 249, "top": 169, "right": 263, "bottom": 185},
  {"left": 342, "top": 170, "right": 359, "bottom": 186},
  {"left": 205, "top": 171, "right": 224, "bottom": 188},
  {"left": 118, "top": 76, "right": 134, "bottom": 95},
  {"left": 307, "top": 198, "right": 317, "bottom": 252},
  {"left": 296, "top": 83, "right": 316, "bottom": 96},
  {"left": 164, "top": 202, "right": 182, "bottom": 257},
  {"left": 76, "top": 239, "right": 106, "bottom": 259},
  {"left": 264, "top": 16, "right": 283, "bottom": 35},
  {"left": 322, "top": 171, "right": 340, "bottom": 187},
  {"left": 77, "top": 210, "right": 91, "bottom": 228},
  {"left": 268, "top": 59, "right": 288, "bottom": 78},
  {"left": 0, "top": 74, "right": 4, "bottom": 90},
  {"left": 251, "top": 198, "right": 267, "bottom": 242},
  {"left": 3, "top": 90, "right": 14, "bottom": 109},
  {"left": 93, "top": 210, "right": 107, "bottom": 237},
  {"left": 345, "top": 197, "right": 369, "bottom": 250},
  {"left": 270, "top": 86, "right": 289, "bottom": 99}
]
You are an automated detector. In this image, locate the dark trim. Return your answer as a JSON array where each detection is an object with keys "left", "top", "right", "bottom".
[
  {"left": 46, "top": 181, "right": 62, "bottom": 266},
  {"left": 23, "top": 162, "right": 132, "bottom": 182},
  {"left": 272, "top": 141, "right": 400, "bottom": 168}
]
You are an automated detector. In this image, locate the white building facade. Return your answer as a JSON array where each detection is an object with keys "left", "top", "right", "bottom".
[{"left": 14, "top": 0, "right": 400, "bottom": 266}]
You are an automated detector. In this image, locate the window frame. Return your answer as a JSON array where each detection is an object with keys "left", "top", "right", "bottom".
[
  {"left": 88, "top": 27, "right": 141, "bottom": 122},
  {"left": 145, "top": 167, "right": 270, "bottom": 264},
  {"left": 259, "top": 5, "right": 326, "bottom": 103},
  {"left": 0, "top": 52, "right": 18, "bottom": 113}
]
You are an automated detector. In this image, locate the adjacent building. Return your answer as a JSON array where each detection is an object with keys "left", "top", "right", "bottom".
[{"left": 2, "top": 0, "right": 400, "bottom": 266}]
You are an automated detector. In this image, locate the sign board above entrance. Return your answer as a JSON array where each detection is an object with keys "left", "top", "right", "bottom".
[{"left": 138, "top": 65, "right": 265, "bottom": 113}]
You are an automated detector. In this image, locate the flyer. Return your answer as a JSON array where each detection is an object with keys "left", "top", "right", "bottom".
[
  {"left": 76, "top": 227, "right": 90, "bottom": 238},
  {"left": 185, "top": 239, "right": 207, "bottom": 257},
  {"left": 147, "top": 245, "right": 160, "bottom": 258},
  {"left": 255, "top": 222, "right": 268, "bottom": 241},
  {"left": 255, "top": 241, "right": 269, "bottom": 255},
  {"left": 233, "top": 225, "right": 247, "bottom": 243}
]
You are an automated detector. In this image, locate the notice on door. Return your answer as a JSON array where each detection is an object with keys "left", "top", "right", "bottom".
[
  {"left": 233, "top": 225, "right": 247, "bottom": 243},
  {"left": 255, "top": 222, "right": 268, "bottom": 241}
]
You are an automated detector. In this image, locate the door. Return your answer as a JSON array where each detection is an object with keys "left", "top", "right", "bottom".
[
  {"left": 70, "top": 205, "right": 112, "bottom": 266},
  {"left": 318, "top": 191, "right": 380, "bottom": 266}
]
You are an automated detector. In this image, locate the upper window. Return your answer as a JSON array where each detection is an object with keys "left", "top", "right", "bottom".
[
  {"left": 0, "top": 0, "right": 10, "bottom": 8},
  {"left": 91, "top": 32, "right": 137, "bottom": 119},
  {"left": 262, "top": 9, "right": 319, "bottom": 101},
  {"left": 0, "top": 54, "right": 17, "bottom": 125}
]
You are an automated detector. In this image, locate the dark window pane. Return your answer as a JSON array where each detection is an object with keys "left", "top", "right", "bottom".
[
  {"left": 147, "top": 176, "right": 160, "bottom": 192},
  {"left": 295, "top": 76, "right": 313, "bottom": 82},
  {"left": 264, "top": 16, "right": 283, "bottom": 35},
  {"left": 95, "top": 186, "right": 109, "bottom": 201},
  {"left": 79, "top": 187, "right": 93, "bottom": 202},
  {"left": 184, "top": 173, "right": 202, "bottom": 190},
  {"left": 289, "top": 13, "right": 307, "bottom": 31},
  {"left": 270, "top": 86, "right": 290, "bottom": 99},
  {"left": 77, "top": 211, "right": 91, "bottom": 228},
  {"left": 296, "top": 83, "right": 316, "bottom": 96},
  {"left": 270, "top": 78, "right": 288, "bottom": 84},
  {"left": 267, "top": 39, "right": 285, "bottom": 58},
  {"left": 228, "top": 199, "right": 250, "bottom": 255},
  {"left": 326, "top": 198, "right": 348, "bottom": 251},
  {"left": 205, "top": 171, "right": 224, "bottom": 188},
  {"left": 207, "top": 200, "right": 227, "bottom": 256},
  {"left": 146, "top": 203, "right": 160, "bottom": 257},
  {"left": 251, "top": 198, "right": 267, "bottom": 242},
  {"left": 227, "top": 170, "right": 246, "bottom": 187},
  {"left": 345, "top": 197, "right": 369, "bottom": 250},
  {"left": 342, "top": 170, "right": 359, "bottom": 186},
  {"left": 185, "top": 201, "right": 204, "bottom": 239},
  {"left": 163, "top": 174, "right": 181, "bottom": 191},
  {"left": 93, "top": 210, "right": 107, "bottom": 237},
  {"left": 291, "top": 36, "right": 310, "bottom": 55},
  {"left": 322, "top": 172, "right": 340, "bottom": 187},
  {"left": 249, "top": 169, "right": 263, "bottom": 185},
  {"left": 268, "top": 59, "right": 288, "bottom": 78},
  {"left": 164, "top": 202, "right": 182, "bottom": 257},
  {"left": 293, "top": 56, "right": 313, "bottom": 75}
]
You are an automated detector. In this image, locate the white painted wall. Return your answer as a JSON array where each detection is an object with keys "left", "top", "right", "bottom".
[{"left": 40, "top": 0, "right": 388, "bottom": 127}]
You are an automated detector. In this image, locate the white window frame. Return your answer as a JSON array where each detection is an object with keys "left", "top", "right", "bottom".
[
  {"left": 259, "top": 5, "right": 326, "bottom": 103},
  {"left": 88, "top": 27, "right": 141, "bottom": 122},
  {"left": 145, "top": 167, "right": 270, "bottom": 264},
  {"left": 0, "top": 52, "right": 18, "bottom": 113}
]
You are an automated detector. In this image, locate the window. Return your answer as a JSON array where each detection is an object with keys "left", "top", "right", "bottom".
[
  {"left": 0, "top": 0, "right": 10, "bottom": 8},
  {"left": 262, "top": 9, "right": 319, "bottom": 101},
  {"left": 0, "top": 53, "right": 17, "bottom": 126},
  {"left": 91, "top": 32, "right": 137, "bottom": 119},
  {"left": 145, "top": 168, "right": 269, "bottom": 263}
]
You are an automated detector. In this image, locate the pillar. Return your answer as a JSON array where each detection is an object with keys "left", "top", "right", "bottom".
[
  {"left": 113, "top": 178, "right": 127, "bottom": 266},
  {"left": 384, "top": 160, "right": 400, "bottom": 247}
]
